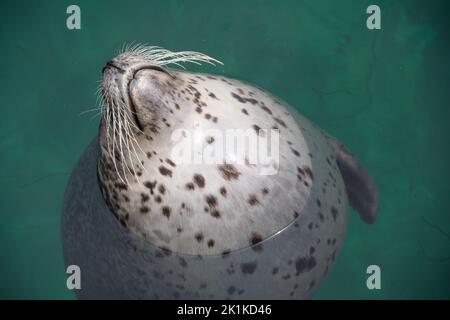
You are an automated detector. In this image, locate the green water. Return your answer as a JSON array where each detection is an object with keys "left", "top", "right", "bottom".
[{"left": 0, "top": 0, "right": 449, "bottom": 299}]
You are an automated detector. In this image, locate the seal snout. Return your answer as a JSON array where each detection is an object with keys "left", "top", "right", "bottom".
[
  {"left": 102, "top": 60, "right": 125, "bottom": 74},
  {"left": 101, "top": 53, "right": 174, "bottom": 132}
]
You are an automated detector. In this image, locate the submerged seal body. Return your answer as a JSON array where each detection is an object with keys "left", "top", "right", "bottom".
[{"left": 62, "top": 46, "right": 378, "bottom": 299}]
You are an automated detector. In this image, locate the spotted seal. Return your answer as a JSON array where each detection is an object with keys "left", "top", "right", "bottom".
[{"left": 62, "top": 45, "right": 378, "bottom": 299}]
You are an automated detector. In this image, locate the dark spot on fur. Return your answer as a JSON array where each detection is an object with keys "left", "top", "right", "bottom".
[
  {"left": 316, "top": 199, "right": 322, "bottom": 207},
  {"left": 248, "top": 194, "right": 260, "bottom": 206},
  {"left": 331, "top": 206, "right": 338, "bottom": 221},
  {"left": 227, "top": 286, "right": 236, "bottom": 295},
  {"left": 231, "top": 92, "right": 246, "bottom": 103},
  {"left": 304, "top": 166, "right": 314, "bottom": 180},
  {"left": 208, "top": 92, "right": 218, "bottom": 100},
  {"left": 159, "top": 166, "right": 172, "bottom": 177},
  {"left": 222, "top": 249, "right": 231, "bottom": 257},
  {"left": 195, "top": 107, "right": 202, "bottom": 113},
  {"left": 262, "top": 188, "right": 269, "bottom": 195},
  {"left": 144, "top": 181, "right": 157, "bottom": 194},
  {"left": 295, "top": 256, "right": 317, "bottom": 275},
  {"left": 246, "top": 98, "right": 258, "bottom": 105},
  {"left": 140, "top": 206, "right": 149, "bottom": 214},
  {"left": 220, "top": 187, "right": 227, "bottom": 197},
  {"left": 250, "top": 233, "right": 263, "bottom": 252},
  {"left": 292, "top": 149, "right": 300, "bottom": 157},
  {"left": 272, "top": 267, "right": 279, "bottom": 275},
  {"left": 195, "top": 232, "right": 204, "bottom": 242},
  {"left": 114, "top": 182, "right": 128, "bottom": 190},
  {"left": 155, "top": 195, "right": 162, "bottom": 203},
  {"left": 207, "top": 239, "right": 215, "bottom": 248},
  {"left": 158, "top": 184, "right": 166, "bottom": 195},
  {"left": 218, "top": 164, "right": 241, "bottom": 181},
  {"left": 210, "top": 210, "right": 221, "bottom": 219},
  {"left": 274, "top": 117, "right": 287, "bottom": 128},
  {"left": 242, "top": 108, "right": 248, "bottom": 115},
  {"left": 252, "top": 124, "right": 265, "bottom": 137},
  {"left": 166, "top": 159, "right": 176, "bottom": 167},
  {"left": 178, "top": 257, "right": 187, "bottom": 268},
  {"left": 185, "top": 182, "right": 195, "bottom": 190},
  {"left": 205, "top": 194, "right": 218, "bottom": 208},
  {"left": 141, "top": 193, "right": 150, "bottom": 202},
  {"left": 206, "top": 136, "right": 215, "bottom": 144},
  {"left": 260, "top": 105, "right": 272, "bottom": 115},
  {"left": 162, "top": 206, "right": 171, "bottom": 219},
  {"left": 193, "top": 174, "right": 205, "bottom": 188},
  {"left": 241, "top": 261, "right": 258, "bottom": 275},
  {"left": 318, "top": 212, "right": 324, "bottom": 222}
]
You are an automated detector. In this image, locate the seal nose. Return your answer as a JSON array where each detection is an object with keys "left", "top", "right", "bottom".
[{"left": 102, "top": 60, "right": 125, "bottom": 74}]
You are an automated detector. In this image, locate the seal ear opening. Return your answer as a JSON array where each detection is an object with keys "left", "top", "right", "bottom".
[{"left": 328, "top": 135, "right": 378, "bottom": 224}]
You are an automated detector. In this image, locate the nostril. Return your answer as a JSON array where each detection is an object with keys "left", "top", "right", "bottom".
[{"left": 102, "top": 60, "right": 126, "bottom": 74}]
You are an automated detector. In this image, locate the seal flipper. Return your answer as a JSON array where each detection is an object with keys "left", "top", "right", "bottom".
[{"left": 326, "top": 135, "right": 378, "bottom": 224}]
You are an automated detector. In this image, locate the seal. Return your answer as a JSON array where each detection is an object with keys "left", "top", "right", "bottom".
[{"left": 62, "top": 45, "right": 378, "bottom": 299}]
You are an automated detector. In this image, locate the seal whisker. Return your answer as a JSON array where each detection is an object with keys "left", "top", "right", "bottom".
[
  {"left": 107, "top": 92, "right": 147, "bottom": 183},
  {"left": 122, "top": 43, "right": 223, "bottom": 70},
  {"left": 123, "top": 119, "right": 148, "bottom": 175},
  {"left": 103, "top": 87, "right": 131, "bottom": 183},
  {"left": 116, "top": 105, "right": 134, "bottom": 184},
  {"left": 118, "top": 105, "right": 141, "bottom": 180},
  {"left": 78, "top": 106, "right": 103, "bottom": 116},
  {"left": 104, "top": 98, "right": 113, "bottom": 161},
  {"left": 110, "top": 102, "right": 128, "bottom": 184},
  {"left": 88, "top": 111, "right": 103, "bottom": 121}
]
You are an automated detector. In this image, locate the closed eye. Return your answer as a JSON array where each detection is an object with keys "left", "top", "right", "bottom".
[{"left": 135, "top": 65, "right": 174, "bottom": 79}]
